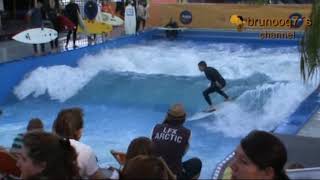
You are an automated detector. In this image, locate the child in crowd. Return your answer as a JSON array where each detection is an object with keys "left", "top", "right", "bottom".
[{"left": 11, "top": 118, "right": 44, "bottom": 156}]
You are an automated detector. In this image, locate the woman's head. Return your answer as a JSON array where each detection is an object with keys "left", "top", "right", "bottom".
[
  {"left": 52, "top": 107, "right": 84, "bottom": 140},
  {"left": 163, "top": 104, "right": 186, "bottom": 126},
  {"left": 17, "top": 131, "right": 79, "bottom": 180},
  {"left": 121, "top": 155, "right": 175, "bottom": 180},
  {"left": 126, "top": 137, "right": 154, "bottom": 161},
  {"left": 230, "top": 130, "right": 288, "bottom": 180}
]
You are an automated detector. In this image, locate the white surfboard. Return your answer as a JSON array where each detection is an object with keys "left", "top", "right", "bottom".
[
  {"left": 157, "top": 27, "right": 187, "bottom": 31},
  {"left": 100, "top": 12, "right": 124, "bottom": 26},
  {"left": 124, "top": 4, "right": 136, "bottom": 35},
  {"left": 188, "top": 98, "right": 237, "bottom": 121},
  {"left": 12, "top": 28, "right": 58, "bottom": 44},
  {"left": 188, "top": 110, "right": 216, "bottom": 121}
]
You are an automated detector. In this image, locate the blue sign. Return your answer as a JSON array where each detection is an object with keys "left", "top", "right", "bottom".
[{"left": 180, "top": 10, "right": 192, "bottom": 25}]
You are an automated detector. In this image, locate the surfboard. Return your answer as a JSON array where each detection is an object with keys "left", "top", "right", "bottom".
[
  {"left": 188, "top": 98, "right": 237, "bottom": 121},
  {"left": 12, "top": 28, "right": 58, "bottom": 44},
  {"left": 84, "top": 0, "right": 98, "bottom": 20},
  {"left": 124, "top": 4, "right": 136, "bottom": 35},
  {"left": 77, "top": 11, "right": 87, "bottom": 33},
  {"left": 100, "top": 12, "right": 124, "bottom": 26},
  {"left": 157, "top": 27, "right": 187, "bottom": 31},
  {"left": 57, "top": 15, "right": 75, "bottom": 31},
  {"left": 78, "top": 20, "right": 113, "bottom": 34},
  {"left": 188, "top": 110, "right": 216, "bottom": 121}
]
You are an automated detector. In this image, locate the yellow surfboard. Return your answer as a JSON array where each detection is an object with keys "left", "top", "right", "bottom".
[{"left": 78, "top": 20, "right": 113, "bottom": 34}]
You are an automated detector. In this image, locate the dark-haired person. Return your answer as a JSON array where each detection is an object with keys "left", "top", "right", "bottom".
[
  {"left": 16, "top": 131, "right": 80, "bottom": 180},
  {"left": 230, "top": 130, "right": 289, "bottom": 180},
  {"left": 11, "top": 118, "right": 44, "bottom": 155},
  {"left": 64, "top": 0, "right": 80, "bottom": 49},
  {"left": 52, "top": 107, "right": 117, "bottom": 179},
  {"left": 198, "top": 61, "right": 229, "bottom": 112},
  {"left": 27, "top": 0, "right": 46, "bottom": 56},
  {"left": 165, "top": 18, "right": 178, "bottom": 40},
  {"left": 126, "top": 136, "right": 154, "bottom": 161},
  {"left": 152, "top": 103, "right": 202, "bottom": 179},
  {"left": 111, "top": 136, "right": 154, "bottom": 168},
  {"left": 121, "top": 155, "right": 176, "bottom": 179}
]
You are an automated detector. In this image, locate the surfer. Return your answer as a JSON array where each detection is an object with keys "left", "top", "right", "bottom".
[
  {"left": 198, "top": 61, "right": 229, "bottom": 112},
  {"left": 165, "top": 18, "right": 178, "bottom": 40}
]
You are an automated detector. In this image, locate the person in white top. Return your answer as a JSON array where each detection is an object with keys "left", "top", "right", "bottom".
[
  {"left": 69, "top": 139, "right": 99, "bottom": 177},
  {"left": 52, "top": 107, "right": 119, "bottom": 179}
]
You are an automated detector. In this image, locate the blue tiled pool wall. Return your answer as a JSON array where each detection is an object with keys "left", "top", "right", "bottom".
[
  {"left": 151, "top": 29, "right": 304, "bottom": 46},
  {"left": 0, "top": 29, "right": 316, "bottom": 135}
]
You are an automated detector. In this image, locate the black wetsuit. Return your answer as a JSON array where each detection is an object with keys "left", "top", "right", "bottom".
[
  {"left": 165, "top": 21, "right": 178, "bottom": 40},
  {"left": 203, "top": 67, "right": 229, "bottom": 105}
]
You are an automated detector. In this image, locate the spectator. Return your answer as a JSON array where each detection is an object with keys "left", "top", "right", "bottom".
[
  {"left": 27, "top": 0, "right": 46, "bottom": 56},
  {"left": 52, "top": 107, "right": 116, "bottom": 179},
  {"left": 126, "top": 136, "right": 154, "bottom": 161},
  {"left": 121, "top": 155, "right": 176, "bottom": 179},
  {"left": 151, "top": 103, "right": 202, "bottom": 179},
  {"left": 44, "top": 0, "right": 61, "bottom": 53},
  {"left": 16, "top": 131, "right": 79, "bottom": 179},
  {"left": 11, "top": 118, "right": 44, "bottom": 155},
  {"left": 136, "top": 0, "right": 148, "bottom": 32},
  {"left": 110, "top": 136, "right": 154, "bottom": 167},
  {"left": 115, "top": 0, "right": 125, "bottom": 18},
  {"left": 64, "top": 0, "right": 80, "bottom": 49},
  {"left": 230, "top": 130, "right": 289, "bottom": 180}
]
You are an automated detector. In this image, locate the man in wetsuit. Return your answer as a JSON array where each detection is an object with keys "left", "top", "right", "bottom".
[
  {"left": 198, "top": 61, "right": 229, "bottom": 112},
  {"left": 165, "top": 18, "right": 178, "bottom": 40}
]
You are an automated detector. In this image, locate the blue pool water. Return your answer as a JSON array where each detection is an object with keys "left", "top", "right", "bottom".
[{"left": 0, "top": 40, "right": 315, "bottom": 178}]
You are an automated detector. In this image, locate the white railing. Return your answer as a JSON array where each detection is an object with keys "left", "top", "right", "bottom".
[{"left": 287, "top": 167, "right": 320, "bottom": 179}]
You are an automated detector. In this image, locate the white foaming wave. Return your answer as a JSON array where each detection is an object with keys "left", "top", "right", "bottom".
[
  {"left": 0, "top": 123, "right": 25, "bottom": 132},
  {"left": 199, "top": 81, "right": 314, "bottom": 137},
  {"left": 14, "top": 42, "right": 300, "bottom": 102},
  {"left": 75, "top": 42, "right": 300, "bottom": 80},
  {"left": 14, "top": 65, "right": 97, "bottom": 101}
]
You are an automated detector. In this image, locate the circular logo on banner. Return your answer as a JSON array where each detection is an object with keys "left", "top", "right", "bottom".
[
  {"left": 180, "top": 10, "right": 192, "bottom": 25},
  {"left": 289, "top": 13, "right": 304, "bottom": 28}
]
